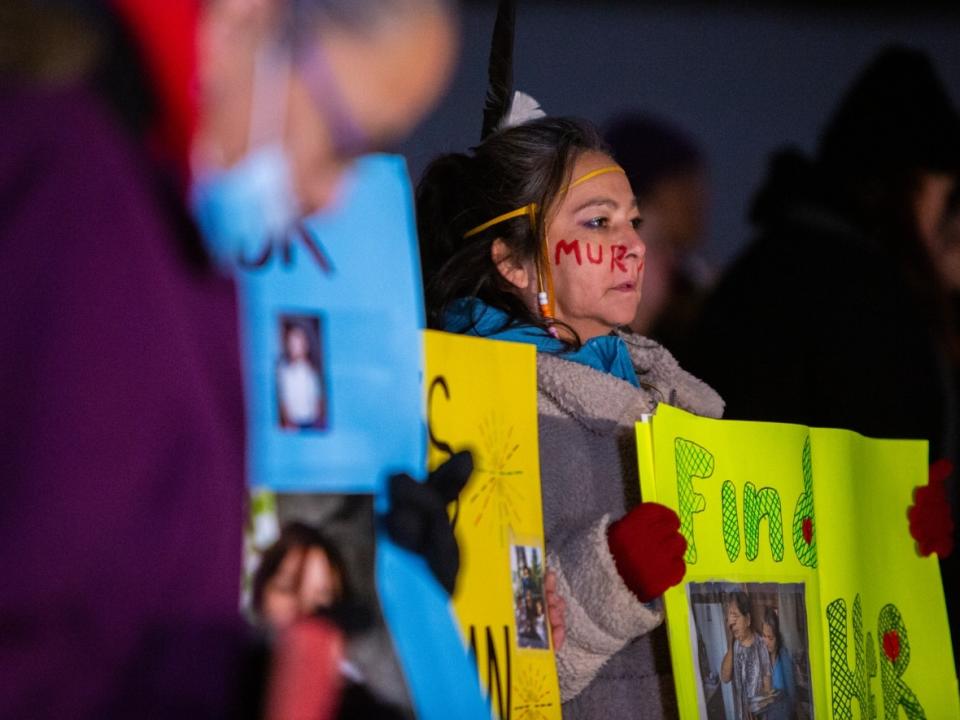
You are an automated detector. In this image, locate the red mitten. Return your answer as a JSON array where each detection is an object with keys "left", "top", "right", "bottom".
[
  {"left": 908, "top": 459, "right": 955, "bottom": 558},
  {"left": 607, "top": 502, "right": 687, "bottom": 603}
]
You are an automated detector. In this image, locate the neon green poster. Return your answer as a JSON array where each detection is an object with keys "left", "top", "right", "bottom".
[{"left": 637, "top": 404, "right": 958, "bottom": 719}]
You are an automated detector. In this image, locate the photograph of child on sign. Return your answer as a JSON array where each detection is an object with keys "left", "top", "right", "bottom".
[
  {"left": 688, "top": 581, "right": 814, "bottom": 720},
  {"left": 276, "top": 314, "right": 327, "bottom": 431},
  {"left": 510, "top": 544, "right": 549, "bottom": 650}
]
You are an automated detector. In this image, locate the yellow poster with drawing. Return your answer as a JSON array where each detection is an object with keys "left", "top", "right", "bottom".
[
  {"left": 425, "top": 329, "right": 561, "bottom": 720},
  {"left": 637, "top": 404, "right": 958, "bottom": 720}
]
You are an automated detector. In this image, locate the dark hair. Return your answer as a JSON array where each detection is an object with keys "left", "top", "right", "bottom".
[
  {"left": 603, "top": 113, "right": 704, "bottom": 199},
  {"left": 762, "top": 606, "right": 785, "bottom": 657},
  {"left": 818, "top": 46, "right": 960, "bottom": 188},
  {"left": 815, "top": 47, "right": 959, "bottom": 249},
  {"left": 0, "top": 1, "right": 160, "bottom": 146},
  {"left": 816, "top": 46, "right": 960, "bottom": 347},
  {"left": 753, "top": 48, "right": 960, "bottom": 353},
  {"left": 280, "top": 320, "right": 320, "bottom": 370},
  {"left": 416, "top": 116, "right": 610, "bottom": 341},
  {"left": 251, "top": 521, "right": 350, "bottom": 616},
  {"left": 726, "top": 591, "right": 753, "bottom": 625}
]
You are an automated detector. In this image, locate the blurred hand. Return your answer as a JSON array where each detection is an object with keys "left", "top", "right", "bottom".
[
  {"left": 909, "top": 459, "right": 955, "bottom": 558},
  {"left": 384, "top": 451, "right": 473, "bottom": 594},
  {"left": 544, "top": 569, "right": 566, "bottom": 650},
  {"left": 607, "top": 503, "right": 687, "bottom": 603}
]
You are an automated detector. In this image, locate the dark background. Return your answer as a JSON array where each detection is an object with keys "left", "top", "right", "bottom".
[{"left": 398, "top": 0, "right": 960, "bottom": 271}]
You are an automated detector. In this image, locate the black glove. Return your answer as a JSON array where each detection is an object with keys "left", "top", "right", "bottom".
[{"left": 383, "top": 451, "right": 474, "bottom": 595}]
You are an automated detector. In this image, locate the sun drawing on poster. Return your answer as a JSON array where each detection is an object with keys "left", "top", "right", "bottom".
[
  {"left": 513, "top": 663, "right": 556, "bottom": 720},
  {"left": 465, "top": 412, "right": 525, "bottom": 544}
]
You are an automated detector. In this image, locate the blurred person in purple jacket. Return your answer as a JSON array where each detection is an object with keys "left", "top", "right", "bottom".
[{"left": 0, "top": 0, "right": 456, "bottom": 717}]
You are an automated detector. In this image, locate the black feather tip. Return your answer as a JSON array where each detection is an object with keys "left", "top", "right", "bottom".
[{"left": 480, "top": 0, "right": 517, "bottom": 141}]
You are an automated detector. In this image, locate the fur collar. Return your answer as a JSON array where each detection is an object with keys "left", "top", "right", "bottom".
[{"left": 537, "top": 331, "right": 724, "bottom": 435}]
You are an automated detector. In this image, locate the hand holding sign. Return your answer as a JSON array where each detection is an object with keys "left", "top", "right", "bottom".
[
  {"left": 384, "top": 451, "right": 474, "bottom": 595},
  {"left": 908, "top": 459, "right": 955, "bottom": 558},
  {"left": 544, "top": 569, "right": 566, "bottom": 650},
  {"left": 607, "top": 503, "right": 688, "bottom": 603}
]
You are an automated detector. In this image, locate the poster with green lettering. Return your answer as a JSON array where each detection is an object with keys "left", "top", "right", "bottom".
[{"left": 636, "top": 404, "right": 958, "bottom": 719}]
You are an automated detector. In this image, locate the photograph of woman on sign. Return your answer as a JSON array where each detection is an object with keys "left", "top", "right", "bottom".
[
  {"left": 688, "top": 581, "right": 812, "bottom": 720},
  {"left": 251, "top": 521, "right": 347, "bottom": 631},
  {"left": 721, "top": 591, "right": 774, "bottom": 720},
  {"left": 276, "top": 315, "right": 327, "bottom": 430},
  {"left": 761, "top": 606, "right": 796, "bottom": 720},
  {"left": 248, "top": 499, "right": 414, "bottom": 720}
]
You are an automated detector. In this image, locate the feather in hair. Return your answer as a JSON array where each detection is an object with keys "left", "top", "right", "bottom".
[
  {"left": 499, "top": 90, "right": 546, "bottom": 130},
  {"left": 480, "top": 0, "right": 516, "bottom": 140}
]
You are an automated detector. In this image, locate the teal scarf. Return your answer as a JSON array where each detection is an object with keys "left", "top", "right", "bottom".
[{"left": 443, "top": 298, "right": 640, "bottom": 388}]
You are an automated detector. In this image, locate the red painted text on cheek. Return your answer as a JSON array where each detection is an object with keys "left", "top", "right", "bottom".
[
  {"left": 554, "top": 240, "right": 630, "bottom": 272},
  {"left": 610, "top": 245, "right": 628, "bottom": 272},
  {"left": 554, "top": 239, "right": 582, "bottom": 266},
  {"left": 586, "top": 243, "right": 603, "bottom": 265}
]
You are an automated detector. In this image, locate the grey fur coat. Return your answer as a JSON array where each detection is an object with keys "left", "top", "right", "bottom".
[{"left": 540, "top": 331, "right": 723, "bottom": 719}]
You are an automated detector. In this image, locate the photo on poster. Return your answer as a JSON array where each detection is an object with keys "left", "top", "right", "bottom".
[
  {"left": 510, "top": 544, "right": 549, "bottom": 650},
  {"left": 687, "top": 581, "right": 814, "bottom": 720},
  {"left": 276, "top": 313, "right": 327, "bottom": 431},
  {"left": 245, "top": 492, "right": 414, "bottom": 717}
]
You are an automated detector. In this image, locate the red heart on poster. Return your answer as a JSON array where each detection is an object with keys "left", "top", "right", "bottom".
[
  {"left": 883, "top": 630, "right": 900, "bottom": 662},
  {"left": 802, "top": 517, "right": 813, "bottom": 545}
]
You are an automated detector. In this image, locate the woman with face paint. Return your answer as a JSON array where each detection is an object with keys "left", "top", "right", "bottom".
[{"left": 416, "top": 46, "right": 724, "bottom": 718}]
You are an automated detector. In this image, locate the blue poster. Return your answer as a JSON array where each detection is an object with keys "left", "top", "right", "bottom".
[
  {"left": 200, "top": 154, "right": 487, "bottom": 719},
  {"left": 215, "top": 155, "right": 426, "bottom": 492}
]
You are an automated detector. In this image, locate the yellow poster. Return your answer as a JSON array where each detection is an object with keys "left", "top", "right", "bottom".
[
  {"left": 425, "top": 330, "right": 561, "bottom": 720},
  {"left": 637, "top": 404, "right": 958, "bottom": 720}
]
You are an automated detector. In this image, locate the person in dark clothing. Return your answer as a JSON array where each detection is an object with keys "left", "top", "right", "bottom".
[
  {"left": 685, "top": 45, "right": 960, "bottom": 668},
  {"left": 0, "top": 1, "right": 457, "bottom": 717},
  {"left": 0, "top": 4, "right": 248, "bottom": 716}
]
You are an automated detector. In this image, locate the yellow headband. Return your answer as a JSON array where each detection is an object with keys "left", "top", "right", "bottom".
[
  {"left": 463, "top": 203, "right": 537, "bottom": 239},
  {"left": 460, "top": 163, "right": 625, "bottom": 337},
  {"left": 566, "top": 164, "right": 626, "bottom": 190},
  {"left": 461, "top": 165, "right": 625, "bottom": 239}
]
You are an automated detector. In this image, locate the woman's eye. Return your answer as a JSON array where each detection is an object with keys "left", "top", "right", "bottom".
[
  {"left": 631, "top": 217, "right": 644, "bottom": 230},
  {"left": 585, "top": 217, "right": 609, "bottom": 229}
]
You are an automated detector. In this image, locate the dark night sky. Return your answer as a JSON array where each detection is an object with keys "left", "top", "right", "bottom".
[{"left": 398, "top": 1, "right": 960, "bottom": 271}]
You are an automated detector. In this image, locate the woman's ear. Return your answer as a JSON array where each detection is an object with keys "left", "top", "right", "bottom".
[{"left": 491, "top": 238, "right": 531, "bottom": 290}]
